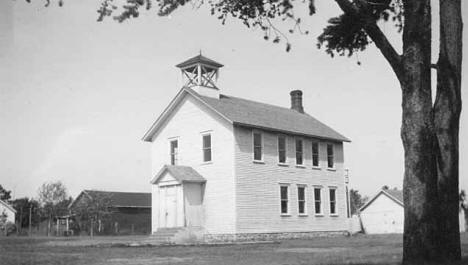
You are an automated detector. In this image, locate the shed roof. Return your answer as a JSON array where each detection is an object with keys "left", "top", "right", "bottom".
[
  {"left": 360, "top": 188, "right": 404, "bottom": 212},
  {"left": 151, "top": 165, "right": 206, "bottom": 184},
  {"left": 70, "top": 190, "right": 151, "bottom": 208},
  {"left": 142, "top": 87, "right": 350, "bottom": 142},
  {"left": 384, "top": 189, "right": 403, "bottom": 204}
]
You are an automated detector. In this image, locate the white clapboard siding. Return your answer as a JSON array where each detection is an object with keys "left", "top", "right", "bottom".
[
  {"left": 360, "top": 192, "right": 467, "bottom": 234},
  {"left": 150, "top": 94, "right": 236, "bottom": 234},
  {"left": 360, "top": 193, "right": 404, "bottom": 234},
  {"left": 0, "top": 200, "right": 15, "bottom": 224},
  {"left": 234, "top": 126, "right": 348, "bottom": 233}
]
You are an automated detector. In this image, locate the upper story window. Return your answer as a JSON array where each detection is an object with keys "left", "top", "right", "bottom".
[
  {"left": 327, "top": 144, "right": 334, "bottom": 168},
  {"left": 170, "top": 139, "right": 178, "bottom": 165},
  {"left": 280, "top": 185, "right": 289, "bottom": 215},
  {"left": 329, "top": 188, "right": 337, "bottom": 215},
  {"left": 314, "top": 187, "right": 322, "bottom": 215},
  {"left": 298, "top": 186, "right": 306, "bottom": 215},
  {"left": 253, "top": 132, "right": 263, "bottom": 161},
  {"left": 202, "top": 134, "right": 212, "bottom": 162},
  {"left": 312, "top": 142, "right": 319, "bottom": 167},
  {"left": 278, "top": 135, "right": 287, "bottom": 164},
  {"left": 295, "top": 138, "right": 303, "bottom": 165}
]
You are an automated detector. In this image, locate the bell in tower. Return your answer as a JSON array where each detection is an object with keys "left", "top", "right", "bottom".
[{"left": 176, "top": 53, "right": 223, "bottom": 98}]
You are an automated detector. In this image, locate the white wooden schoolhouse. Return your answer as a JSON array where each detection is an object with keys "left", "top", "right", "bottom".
[{"left": 142, "top": 54, "right": 351, "bottom": 240}]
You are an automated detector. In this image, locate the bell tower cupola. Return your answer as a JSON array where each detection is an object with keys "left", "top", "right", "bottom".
[{"left": 176, "top": 53, "right": 223, "bottom": 98}]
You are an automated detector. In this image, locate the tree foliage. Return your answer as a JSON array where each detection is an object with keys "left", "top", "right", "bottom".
[
  {"left": 11, "top": 197, "right": 40, "bottom": 229},
  {"left": 0, "top": 185, "right": 12, "bottom": 202},
  {"left": 38, "top": 181, "right": 68, "bottom": 206},
  {"left": 71, "top": 191, "right": 114, "bottom": 234},
  {"left": 37, "top": 181, "right": 70, "bottom": 235},
  {"left": 349, "top": 189, "right": 368, "bottom": 215}
]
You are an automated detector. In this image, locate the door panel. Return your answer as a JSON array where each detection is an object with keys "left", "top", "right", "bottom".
[{"left": 165, "top": 186, "right": 177, "bottom": 227}]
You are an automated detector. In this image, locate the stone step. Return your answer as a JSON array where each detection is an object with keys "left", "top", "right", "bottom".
[{"left": 150, "top": 227, "right": 186, "bottom": 243}]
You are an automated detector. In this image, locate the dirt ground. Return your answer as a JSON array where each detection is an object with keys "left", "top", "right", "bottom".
[{"left": 1, "top": 233, "right": 468, "bottom": 265}]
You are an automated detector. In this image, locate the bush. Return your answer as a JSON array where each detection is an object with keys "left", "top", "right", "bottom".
[{"left": 5, "top": 222, "right": 16, "bottom": 236}]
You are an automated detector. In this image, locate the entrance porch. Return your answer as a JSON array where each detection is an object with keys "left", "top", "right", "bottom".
[{"left": 151, "top": 165, "right": 206, "bottom": 231}]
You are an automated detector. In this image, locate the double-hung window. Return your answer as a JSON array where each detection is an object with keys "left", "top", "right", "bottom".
[
  {"left": 295, "top": 138, "right": 303, "bottom": 165},
  {"left": 312, "top": 142, "right": 319, "bottom": 167},
  {"left": 329, "top": 188, "right": 337, "bottom": 215},
  {"left": 280, "top": 185, "right": 289, "bottom": 215},
  {"left": 278, "top": 135, "right": 287, "bottom": 164},
  {"left": 327, "top": 144, "right": 334, "bottom": 168},
  {"left": 298, "top": 186, "right": 306, "bottom": 215},
  {"left": 253, "top": 132, "right": 263, "bottom": 161},
  {"left": 170, "top": 139, "right": 178, "bottom": 165},
  {"left": 314, "top": 187, "right": 322, "bottom": 215},
  {"left": 202, "top": 134, "right": 212, "bottom": 162}
]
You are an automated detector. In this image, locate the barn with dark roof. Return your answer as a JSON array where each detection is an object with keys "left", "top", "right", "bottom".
[
  {"left": 69, "top": 190, "right": 151, "bottom": 235},
  {"left": 143, "top": 54, "right": 351, "bottom": 242}
]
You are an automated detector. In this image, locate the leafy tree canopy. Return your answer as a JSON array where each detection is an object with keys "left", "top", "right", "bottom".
[
  {"left": 0, "top": 184, "right": 12, "bottom": 201},
  {"left": 349, "top": 189, "right": 368, "bottom": 215},
  {"left": 37, "top": 181, "right": 70, "bottom": 217},
  {"left": 10, "top": 197, "right": 41, "bottom": 228},
  {"left": 24, "top": 0, "right": 403, "bottom": 56}
]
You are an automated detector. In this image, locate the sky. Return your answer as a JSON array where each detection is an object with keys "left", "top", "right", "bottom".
[{"left": 0, "top": 0, "right": 467, "bottom": 200}]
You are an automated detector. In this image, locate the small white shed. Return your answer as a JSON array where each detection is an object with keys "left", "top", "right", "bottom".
[
  {"left": 360, "top": 188, "right": 466, "bottom": 234},
  {"left": 0, "top": 199, "right": 16, "bottom": 224},
  {"left": 360, "top": 188, "right": 404, "bottom": 234}
]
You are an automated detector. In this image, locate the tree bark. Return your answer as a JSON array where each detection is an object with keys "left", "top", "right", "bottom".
[
  {"left": 434, "top": 0, "right": 463, "bottom": 262},
  {"left": 400, "top": 0, "right": 440, "bottom": 263}
]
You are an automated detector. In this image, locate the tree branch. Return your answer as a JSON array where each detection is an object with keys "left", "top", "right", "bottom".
[{"left": 334, "top": 0, "right": 404, "bottom": 80}]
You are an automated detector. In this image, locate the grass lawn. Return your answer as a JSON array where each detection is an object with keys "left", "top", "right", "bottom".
[{"left": 1, "top": 233, "right": 468, "bottom": 265}]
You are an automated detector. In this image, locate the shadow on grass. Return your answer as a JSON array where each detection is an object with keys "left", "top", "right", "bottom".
[{"left": 325, "top": 256, "right": 468, "bottom": 265}]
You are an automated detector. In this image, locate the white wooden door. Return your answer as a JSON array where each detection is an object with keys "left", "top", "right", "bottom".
[{"left": 164, "top": 186, "right": 177, "bottom": 227}]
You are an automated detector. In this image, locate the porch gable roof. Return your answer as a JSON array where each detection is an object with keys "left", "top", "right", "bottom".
[{"left": 151, "top": 165, "right": 206, "bottom": 184}]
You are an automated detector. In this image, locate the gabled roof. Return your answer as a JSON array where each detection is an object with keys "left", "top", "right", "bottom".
[
  {"left": 0, "top": 199, "right": 16, "bottom": 213},
  {"left": 70, "top": 190, "right": 151, "bottom": 209},
  {"left": 360, "top": 188, "right": 404, "bottom": 212},
  {"left": 151, "top": 165, "right": 206, "bottom": 184},
  {"left": 142, "top": 87, "right": 350, "bottom": 142},
  {"left": 176, "top": 54, "right": 224, "bottom": 69},
  {"left": 198, "top": 91, "right": 350, "bottom": 142}
]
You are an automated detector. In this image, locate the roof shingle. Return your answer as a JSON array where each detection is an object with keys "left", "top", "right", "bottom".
[
  {"left": 192, "top": 89, "right": 350, "bottom": 142},
  {"left": 384, "top": 189, "right": 403, "bottom": 204},
  {"left": 151, "top": 165, "right": 206, "bottom": 184},
  {"left": 80, "top": 190, "right": 151, "bottom": 208}
]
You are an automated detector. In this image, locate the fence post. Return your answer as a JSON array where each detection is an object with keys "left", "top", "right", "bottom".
[{"left": 90, "top": 219, "right": 94, "bottom": 237}]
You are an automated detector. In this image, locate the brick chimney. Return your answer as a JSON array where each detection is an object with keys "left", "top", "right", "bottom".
[{"left": 290, "top": 90, "right": 304, "bottom": 113}]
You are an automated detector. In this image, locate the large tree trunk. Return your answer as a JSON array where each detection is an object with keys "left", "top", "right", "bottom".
[
  {"left": 400, "top": 0, "right": 440, "bottom": 263},
  {"left": 434, "top": 0, "right": 463, "bottom": 262}
]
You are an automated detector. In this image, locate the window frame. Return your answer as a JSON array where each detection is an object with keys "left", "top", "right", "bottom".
[
  {"left": 279, "top": 184, "right": 290, "bottom": 216},
  {"left": 295, "top": 137, "right": 304, "bottom": 166},
  {"left": 313, "top": 186, "right": 323, "bottom": 216},
  {"left": 252, "top": 131, "right": 264, "bottom": 162},
  {"left": 277, "top": 135, "right": 288, "bottom": 165},
  {"left": 329, "top": 187, "right": 338, "bottom": 216},
  {"left": 326, "top": 143, "right": 335, "bottom": 169},
  {"left": 297, "top": 185, "right": 307, "bottom": 216},
  {"left": 169, "top": 138, "right": 179, "bottom": 166},
  {"left": 201, "top": 132, "right": 212, "bottom": 163},
  {"left": 312, "top": 141, "right": 320, "bottom": 168}
]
